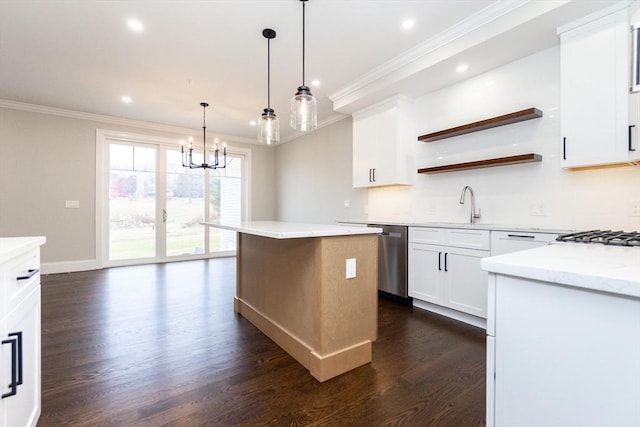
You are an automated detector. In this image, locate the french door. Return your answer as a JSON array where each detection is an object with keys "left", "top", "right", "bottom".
[{"left": 97, "top": 131, "right": 245, "bottom": 267}]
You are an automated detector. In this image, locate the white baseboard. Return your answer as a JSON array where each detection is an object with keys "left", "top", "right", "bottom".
[
  {"left": 42, "top": 259, "right": 99, "bottom": 275},
  {"left": 413, "top": 299, "right": 487, "bottom": 330}
]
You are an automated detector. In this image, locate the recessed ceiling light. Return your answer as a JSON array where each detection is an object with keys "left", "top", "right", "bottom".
[
  {"left": 127, "top": 19, "right": 144, "bottom": 32},
  {"left": 121, "top": 96, "right": 132, "bottom": 104},
  {"left": 456, "top": 64, "right": 469, "bottom": 73},
  {"left": 311, "top": 80, "right": 320, "bottom": 87},
  {"left": 249, "top": 120, "right": 257, "bottom": 126},
  {"left": 402, "top": 19, "right": 415, "bottom": 30}
]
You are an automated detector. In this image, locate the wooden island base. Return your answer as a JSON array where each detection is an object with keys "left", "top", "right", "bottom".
[{"left": 234, "top": 232, "right": 378, "bottom": 382}]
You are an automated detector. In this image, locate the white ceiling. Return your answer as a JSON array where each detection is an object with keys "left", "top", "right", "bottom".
[{"left": 0, "top": 0, "right": 617, "bottom": 144}]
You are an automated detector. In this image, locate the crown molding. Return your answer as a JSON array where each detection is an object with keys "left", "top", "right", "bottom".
[
  {"left": 279, "top": 112, "right": 350, "bottom": 144},
  {"left": 0, "top": 98, "right": 257, "bottom": 145},
  {"left": 328, "top": 0, "right": 530, "bottom": 106}
]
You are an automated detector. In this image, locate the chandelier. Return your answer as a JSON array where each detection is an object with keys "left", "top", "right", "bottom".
[{"left": 181, "top": 102, "right": 226, "bottom": 170}]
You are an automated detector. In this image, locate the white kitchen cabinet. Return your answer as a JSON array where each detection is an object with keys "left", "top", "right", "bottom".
[
  {"left": 352, "top": 96, "right": 414, "bottom": 188},
  {"left": 559, "top": 2, "right": 640, "bottom": 168},
  {"left": 408, "top": 227, "right": 489, "bottom": 319},
  {"left": 0, "top": 238, "right": 44, "bottom": 427},
  {"left": 486, "top": 272, "right": 640, "bottom": 427}
]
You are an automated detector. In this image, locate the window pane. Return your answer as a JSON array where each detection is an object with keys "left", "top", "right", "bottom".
[
  {"left": 209, "top": 155, "right": 241, "bottom": 252},
  {"left": 109, "top": 144, "right": 156, "bottom": 260},
  {"left": 166, "top": 150, "right": 205, "bottom": 256}
]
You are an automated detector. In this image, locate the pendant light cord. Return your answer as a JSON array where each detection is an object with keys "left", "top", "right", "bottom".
[
  {"left": 302, "top": 0, "right": 306, "bottom": 87},
  {"left": 267, "top": 37, "right": 271, "bottom": 109}
]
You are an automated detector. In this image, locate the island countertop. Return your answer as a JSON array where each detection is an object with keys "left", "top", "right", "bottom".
[
  {"left": 0, "top": 236, "right": 46, "bottom": 264},
  {"left": 202, "top": 221, "right": 382, "bottom": 239},
  {"left": 481, "top": 243, "right": 640, "bottom": 299}
]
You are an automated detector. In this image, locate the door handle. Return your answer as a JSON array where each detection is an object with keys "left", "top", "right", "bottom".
[
  {"left": 438, "top": 252, "right": 442, "bottom": 271},
  {"left": 444, "top": 253, "right": 448, "bottom": 272},
  {"left": 562, "top": 137, "right": 567, "bottom": 160},
  {"left": 163, "top": 209, "right": 168, "bottom": 223},
  {"left": 372, "top": 168, "right": 376, "bottom": 182},
  {"left": 629, "top": 125, "right": 636, "bottom": 152}
]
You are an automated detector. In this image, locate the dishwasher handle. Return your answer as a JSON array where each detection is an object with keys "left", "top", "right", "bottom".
[{"left": 380, "top": 232, "right": 403, "bottom": 238}]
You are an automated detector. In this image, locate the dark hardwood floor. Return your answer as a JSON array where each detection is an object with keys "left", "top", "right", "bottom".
[{"left": 39, "top": 258, "right": 486, "bottom": 426}]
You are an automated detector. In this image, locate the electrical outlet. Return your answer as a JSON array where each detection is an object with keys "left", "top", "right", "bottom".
[
  {"left": 65, "top": 200, "right": 80, "bottom": 209},
  {"left": 629, "top": 199, "right": 640, "bottom": 217},
  {"left": 346, "top": 258, "right": 356, "bottom": 279},
  {"left": 530, "top": 203, "right": 546, "bottom": 216},
  {"left": 344, "top": 199, "right": 350, "bottom": 208}
]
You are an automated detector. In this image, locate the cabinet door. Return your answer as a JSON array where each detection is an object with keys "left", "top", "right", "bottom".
[
  {"left": 408, "top": 243, "right": 444, "bottom": 304},
  {"left": 352, "top": 99, "right": 412, "bottom": 188},
  {"left": 444, "top": 248, "right": 488, "bottom": 318},
  {"left": 1, "top": 286, "right": 40, "bottom": 427},
  {"left": 560, "top": 7, "right": 629, "bottom": 168},
  {"left": 352, "top": 113, "right": 378, "bottom": 188}
]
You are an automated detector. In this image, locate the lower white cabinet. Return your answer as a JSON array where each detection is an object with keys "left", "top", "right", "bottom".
[
  {"left": 0, "top": 238, "right": 44, "bottom": 427},
  {"left": 486, "top": 273, "right": 640, "bottom": 427},
  {"left": 1, "top": 287, "right": 40, "bottom": 427},
  {"left": 408, "top": 227, "right": 489, "bottom": 319}
]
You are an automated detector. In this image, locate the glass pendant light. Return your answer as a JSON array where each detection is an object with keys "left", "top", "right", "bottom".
[
  {"left": 290, "top": 0, "right": 317, "bottom": 131},
  {"left": 259, "top": 28, "right": 280, "bottom": 145}
]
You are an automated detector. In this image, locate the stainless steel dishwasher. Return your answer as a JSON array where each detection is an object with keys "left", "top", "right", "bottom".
[{"left": 368, "top": 224, "right": 410, "bottom": 301}]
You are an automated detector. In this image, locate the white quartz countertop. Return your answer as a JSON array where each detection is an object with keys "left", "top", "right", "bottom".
[
  {"left": 202, "top": 221, "right": 383, "bottom": 239},
  {"left": 337, "top": 219, "right": 570, "bottom": 234},
  {"left": 0, "top": 236, "right": 46, "bottom": 264},
  {"left": 481, "top": 243, "right": 640, "bottom": 299}
]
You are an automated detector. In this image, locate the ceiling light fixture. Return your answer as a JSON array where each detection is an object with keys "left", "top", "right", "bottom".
[
  {"left": 121, "top": 96, "right": 132, "bottom": 104},
  {"left": 456, "top": 64, "right": 469, "bottom": 73},
  {"left": 127, "top": 19, "right": 144, "bottom": 32},
  {"left": 402, "top": 19, "right": 415, "bottom": 30},
  {"left": 259, "top": 28, "right": 279, "bottom": 145},
  {"left": 290, "top": 0, "right": 317, "bottom": 132},
  {"left": 181, "top": 102, "right": 226, "bottom": 170}
]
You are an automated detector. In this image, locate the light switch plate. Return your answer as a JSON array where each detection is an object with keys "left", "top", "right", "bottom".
[
  {"left": 346, "top": 258, "right": 356, "bottom": 279},
  {"left": 65, "top": 200, "right": 80, "bottom": 209}
]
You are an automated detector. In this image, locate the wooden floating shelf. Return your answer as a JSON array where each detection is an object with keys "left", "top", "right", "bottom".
[
  {"left": 418, "top": 153, "right": 543, "bottom": 174},
  {"left": 417, "top": 107, "right": 543, "bottom": 142}
]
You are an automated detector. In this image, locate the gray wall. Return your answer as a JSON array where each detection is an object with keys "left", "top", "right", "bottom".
[
  {"left": 275, "top": 117, "right": 367, "bottom": 223},
  {"left": 0, "top": 107, "right": 276, "bottom": 265}
]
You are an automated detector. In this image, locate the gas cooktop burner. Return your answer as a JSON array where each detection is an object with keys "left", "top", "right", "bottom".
[{"left": 556, "top": 230, "right": 640, "bottom": 247}]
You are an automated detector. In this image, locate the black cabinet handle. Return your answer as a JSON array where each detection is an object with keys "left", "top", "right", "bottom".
[
  {"left": 507, "top": 234, "right": 535, "bottom": 239},
  {"left": 372, "top": 168, "right": 376, "bottom": 182},
  {"left": 629, "top": 125, "right": 636, "bottom": 152},
  {"left": 1, "top": 332, "right": 22, "bottom": 399},
  {"left": 562, "top": 137, "right": 567, "bottom": 160},
  {"left": 438, "top": 252, "right": 442, "bottom": 271},
  {"left": 17, "top": 269, "right": 39, "bottom": 281},
  {"left": 444, "top": 253, "right": 448, "bottom": 272},
  {"left": 368, "top": 169, "right": 372, "bottom": 182}
]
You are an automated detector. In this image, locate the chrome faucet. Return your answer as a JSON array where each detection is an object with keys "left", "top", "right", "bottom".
[{"left": 459, "top": 186, "right": 481, "bottom": 223}]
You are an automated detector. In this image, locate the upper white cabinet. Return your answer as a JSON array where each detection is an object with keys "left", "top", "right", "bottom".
[
  {"left": 559, "top": 2, "right": 640, "bottom": 168},
  {"left": 352, "top": 97, "right": 414, "bottom": 188}
]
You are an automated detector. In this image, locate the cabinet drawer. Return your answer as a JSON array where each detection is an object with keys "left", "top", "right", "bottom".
[
  {"left": 410, "top": 227, "right": 490, "bottom": 250},
  {"left": 490, "top": 231, "right": 557, "bottom": 256},
  {"left": 409, "top": 227, "right": 445, "bottom": 244},
  {"left": 446, "top": 229, "right": 490, "bottom": 250},
  {"left": 1, "top": 248, "right": 40, "bottom": 316}
]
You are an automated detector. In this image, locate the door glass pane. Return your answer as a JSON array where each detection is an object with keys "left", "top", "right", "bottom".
[
  {"left": 109, "top": 144, "right": 156, "bottom": 260},
  {"left": 209, "top": 155, "right": 242, "bottom": 252},
  {"left": 166, "top": 150, "right": 205, "bottom": 256}
]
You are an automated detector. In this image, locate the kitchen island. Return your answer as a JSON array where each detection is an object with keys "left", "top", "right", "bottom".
[
  {"left": 481, "top": 243, "right": 640, "bottom": 427},
  {"left": 202, "top": 221, "right": 381, "bottom": 382}
]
